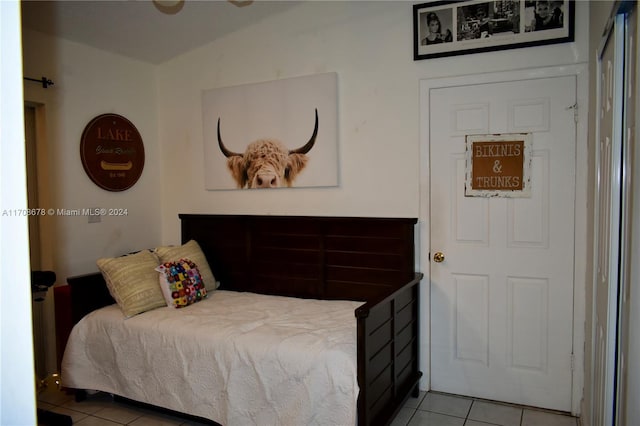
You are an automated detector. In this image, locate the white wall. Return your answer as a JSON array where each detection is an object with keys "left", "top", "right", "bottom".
[
  {"left": 22, "top": 29, "right": 163, "bottom": 278},
  {"left": 1, "top": 1, "right": 37, "bottom": 424},
  {"left": 157, "top": 0, "right": 589, "bottom": 244},
  {"left": 21, "top": 29, "right": 163, "bottom": 374}
]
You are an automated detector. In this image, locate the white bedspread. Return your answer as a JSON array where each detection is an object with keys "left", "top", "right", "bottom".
[{"left": 62, "top": 291, "right": 363, "bottom": 426}]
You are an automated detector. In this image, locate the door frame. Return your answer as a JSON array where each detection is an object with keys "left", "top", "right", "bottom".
[
  {"left": 419, "top": 64, "right": 588, "bottom": 416},
  {"left": 24, "top": 101, "right": 57, "bottom": 377}
]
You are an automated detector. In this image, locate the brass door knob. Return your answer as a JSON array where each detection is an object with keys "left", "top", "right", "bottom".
[{"left": 433, "top": 252, "right": 445, "bottom": 263}]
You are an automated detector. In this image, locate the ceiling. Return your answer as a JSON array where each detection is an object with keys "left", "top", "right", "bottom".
[{"left": 21, "top": 1, "right": 298, "bottom": 64}]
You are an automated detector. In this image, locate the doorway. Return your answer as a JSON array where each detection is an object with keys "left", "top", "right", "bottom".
[
  {"left": 24, "top": 103, "right": 56, "bottom": 382},
  {"left": 25, "top": 106, "right": 41, "bottom": 270}
]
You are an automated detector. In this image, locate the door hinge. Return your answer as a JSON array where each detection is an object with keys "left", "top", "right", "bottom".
[
  {"left": 566, "top": 103, "right": 578, "bottom": 123},
  {"left": 570, "top": 353, "right": 575, "bottom": 371}
]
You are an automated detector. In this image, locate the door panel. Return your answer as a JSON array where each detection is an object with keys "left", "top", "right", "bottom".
[{"left": 430, "top": 76, "right": 576, "bottom": 411}]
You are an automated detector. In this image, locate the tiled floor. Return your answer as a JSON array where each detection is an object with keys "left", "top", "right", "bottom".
[
  {"left": 392, "top": 391, "right": 580, "bottom": 426},
  {"left": 37, "top": 376, "right": 580, "bottom": 426},
  {"left": 36, "top": 377, "right": 213, "bottom": 426}
]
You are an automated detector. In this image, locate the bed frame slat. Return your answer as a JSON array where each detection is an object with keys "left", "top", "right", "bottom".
[{"left": 356, "top": 273, "right": 423, "bottom": 426}]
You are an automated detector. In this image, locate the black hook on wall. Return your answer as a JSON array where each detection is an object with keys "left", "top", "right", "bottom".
[{"left": 24, "top": 76, "right": 54, "bottom": 89}]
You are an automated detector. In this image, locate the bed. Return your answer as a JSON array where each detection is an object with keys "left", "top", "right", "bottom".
[{"left": 59, "top": 214, "right": 423, "bottom": 426}]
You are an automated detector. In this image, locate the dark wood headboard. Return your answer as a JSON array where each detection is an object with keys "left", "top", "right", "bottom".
[
  {"left": 179, "top": 214, "right": 417, "bottom": 301},
  {"left": 63, "top": 215, "right": 417, "bottom": 323}
]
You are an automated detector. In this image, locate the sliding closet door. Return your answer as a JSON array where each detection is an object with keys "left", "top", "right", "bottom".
[
  {"left": 593, "top": 10, "right": 623, "bottom": 426},
  {"left": 593, "top": 2, "right": 637, "bottom": 425}
]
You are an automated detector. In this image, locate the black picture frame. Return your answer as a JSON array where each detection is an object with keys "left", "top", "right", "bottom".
[{"left": 413, "top": 0, "right": 575, "bottom": 60}]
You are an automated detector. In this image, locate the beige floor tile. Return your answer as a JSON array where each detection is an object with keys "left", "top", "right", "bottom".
[
  {"left": 404, "top": 391, "right": 427, "bottom": 409},
  {"left": 464, "top": 420, "right": 499, "bottom": 426},
  {"left": 74, "top": 415, "right": 122, "bottom": 426},
  {"left": 48, "top": 405, "right": 90, "bottom": 423},
  {"left": 522, "top": 409, "right": 578, "bottom": 426},
  {"left": 419, "top": 392, "right": 473, "bottom": 418},
  {"left": 391, "top": 407, "right": 416, "bottom": 426},
  {"left": 62, "top": 395, "right": 116, "bottom": 415},
  {"left": 37, "top": 387, "right": 73, "bottom": 406},
  {"left": 409, "top": 410, "right": 466, "bottom": 426},
  {"left": 92, "top": 405, "right": 143, "bottom": 424},
  {"left": 467, "top": 400, "right": 522, "bottom": 426},
  {"left": 129, "top": 412, "right": 184, "bottom": 426}
]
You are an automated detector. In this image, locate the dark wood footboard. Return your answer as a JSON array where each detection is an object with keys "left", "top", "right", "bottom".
[{"left": 356, "top": 273, "right": 423, "bottom": 426}]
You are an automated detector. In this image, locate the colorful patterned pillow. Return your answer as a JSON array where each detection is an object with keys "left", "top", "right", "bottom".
[
  {"left": 155, "top": 258, "right": 207, "bottom": 308},
  {"left": 155, "top": 240, "right": 218, "bottom": 292}
]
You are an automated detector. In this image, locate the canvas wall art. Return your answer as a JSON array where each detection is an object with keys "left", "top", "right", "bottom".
[{"left": 202, "top": 72, "right": 338, "bottom": 190}]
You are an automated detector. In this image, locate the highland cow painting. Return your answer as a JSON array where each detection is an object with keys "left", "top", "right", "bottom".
[{"left": 202, "top": 73, "right": 338, "bottom": 190}]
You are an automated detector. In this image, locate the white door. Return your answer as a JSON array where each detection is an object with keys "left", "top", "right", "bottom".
[{"left": 429, "top": 75, "right": 576, "bottom": 411}]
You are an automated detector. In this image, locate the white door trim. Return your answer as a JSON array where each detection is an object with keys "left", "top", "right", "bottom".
[{"left": 419, "top": 64, "right": 588, "bottom": 416}]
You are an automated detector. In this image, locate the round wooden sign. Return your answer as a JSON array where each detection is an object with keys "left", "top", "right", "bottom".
[{"left": 80, "top": 114, "right": 145, "bottom": 192}]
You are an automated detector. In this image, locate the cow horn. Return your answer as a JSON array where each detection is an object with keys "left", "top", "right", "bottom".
[
  {"left": 289, "top": 109, "right": 318, "bottom": 155},
  {"left": 217, "top": 118, "right": 243, "bottom": 158}
]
